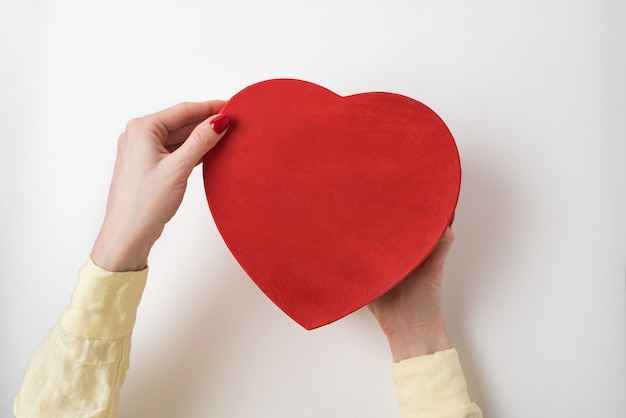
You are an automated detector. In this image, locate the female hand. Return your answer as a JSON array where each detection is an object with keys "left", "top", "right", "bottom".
[
  {"left": 91, "top": 101, "right": 230, "bottom": 272},
  {"left": 369, "top": 228, "right": 455, "bottom": 361}
]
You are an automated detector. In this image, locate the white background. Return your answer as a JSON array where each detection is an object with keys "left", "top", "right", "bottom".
[{"left": 1, "top": 1, "right": 625, "bottom": 417}]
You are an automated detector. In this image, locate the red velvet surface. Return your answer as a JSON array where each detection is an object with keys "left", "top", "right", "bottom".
[{"left": 203, "top": 79, "right": 460, "bottom": 329}]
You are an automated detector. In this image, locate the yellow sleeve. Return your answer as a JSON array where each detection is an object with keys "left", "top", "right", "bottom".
[
  {"left": 13, "top": 259, "right": 148, "bottom": 418},
  {"left": 392, "top": 348, "right": 483, "bottom": 418}
]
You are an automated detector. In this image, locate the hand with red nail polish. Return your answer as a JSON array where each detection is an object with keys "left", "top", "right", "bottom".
[{"left": 92, "top": 101, "right": 230, "bottom": 272}]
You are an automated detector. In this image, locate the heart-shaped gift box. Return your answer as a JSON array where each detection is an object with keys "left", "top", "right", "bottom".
[{"left": 203, "top": 79, "right": 460, "bottom": 330}]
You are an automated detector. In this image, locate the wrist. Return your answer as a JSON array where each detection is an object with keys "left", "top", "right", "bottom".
[
  {"left": 385, "top": 317, "right": 452, "bottom": 362},
  {"left": 91, "top": 224, "right": 158, "bottom": 272}
]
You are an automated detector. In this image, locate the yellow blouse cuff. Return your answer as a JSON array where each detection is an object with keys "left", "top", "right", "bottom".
[
  {"left": 392, "top": 348, "right": 481, "bottom": 417},
  {"left": 59, "top": 258, "right": 148, "bottom": 340}
]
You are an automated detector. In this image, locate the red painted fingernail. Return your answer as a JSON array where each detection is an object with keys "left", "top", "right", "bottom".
[{"left": 210, "top": 114, "right": 230, "bottom": 134}]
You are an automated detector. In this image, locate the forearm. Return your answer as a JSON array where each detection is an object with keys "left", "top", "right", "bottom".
[
  {"left": 393, "top": 348, "right": 483, "bottom": 418},
  {"left": 14, "top": 260, "right": 147, "bottom": 417},
  {"left": 14, "top": 324, "right": 132, "bottom": 417}
]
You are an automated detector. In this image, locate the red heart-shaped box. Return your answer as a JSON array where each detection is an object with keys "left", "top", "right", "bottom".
[{"left": 203, "top": 79, "right": 460, "bottom": 330}]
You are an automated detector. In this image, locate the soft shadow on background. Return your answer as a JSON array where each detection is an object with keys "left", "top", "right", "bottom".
[{"left": 444, "top": 153, "right": 510, "bottom": 412}]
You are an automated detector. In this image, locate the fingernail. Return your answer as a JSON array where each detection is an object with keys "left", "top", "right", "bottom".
[{"left": 210, "top": 114, "right": 230, "bottom": 134}]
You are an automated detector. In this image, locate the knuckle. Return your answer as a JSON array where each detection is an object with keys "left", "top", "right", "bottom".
[
  {"left": 175, "top": 102, "right": 195, "bottom": 120},
  {"left": 191, "top": 123, "right": 218, "bottom": 150},
  {"left": 124, "top": 117, "right": 145, "bottom": 133}
]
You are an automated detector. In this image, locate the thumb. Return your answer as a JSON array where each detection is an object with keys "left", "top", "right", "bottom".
[{"left": 175, "top": 114, "right": 230, "bottom": 168}]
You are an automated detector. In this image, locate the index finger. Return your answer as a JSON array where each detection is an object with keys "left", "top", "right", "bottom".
[{"left": 145, "top": 100, "right": 227, "bottom": 133}]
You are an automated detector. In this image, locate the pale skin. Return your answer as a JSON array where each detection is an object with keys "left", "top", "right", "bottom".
[
  {"left": 92, "top": 100, "right": 453, "bottom": 363},
  {"left": 92, "top": 100, "right": 229, "bottom": 272},
  {"left": 369, "top": 229, "right": 454, "bottom": 361}
]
